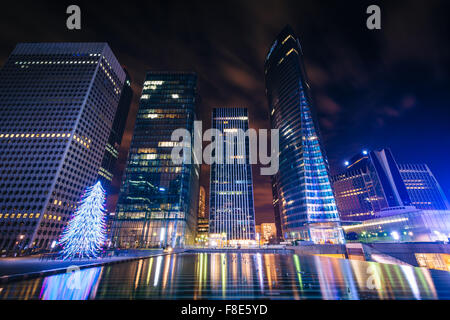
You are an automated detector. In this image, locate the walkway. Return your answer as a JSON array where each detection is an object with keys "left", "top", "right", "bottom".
[{"left": 0, "top": 249, "right": 165, "bottom": 283}]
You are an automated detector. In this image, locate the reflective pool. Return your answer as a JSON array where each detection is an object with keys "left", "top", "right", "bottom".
[{"left": 1, "top": 252, "right": 450, "bottom": 300}]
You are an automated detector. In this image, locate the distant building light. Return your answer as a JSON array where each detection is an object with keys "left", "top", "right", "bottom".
[
  {"left": 159, "top": 187, "right": 166, "bottom": 192},
  {"left": 391, "top": 231, "right": 400, "bottom": 241},
  {"left": 171, "top": 94, "right": 179, "bottom": 99}
]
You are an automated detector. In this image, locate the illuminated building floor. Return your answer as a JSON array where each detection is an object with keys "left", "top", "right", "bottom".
[{"left": 0, "top": 253, "right": 449, "bottom": 300}]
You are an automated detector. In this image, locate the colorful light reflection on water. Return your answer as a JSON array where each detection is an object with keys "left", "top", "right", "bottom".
[{"left": 1, "top": 253, "right": 450, "bottom": 300}]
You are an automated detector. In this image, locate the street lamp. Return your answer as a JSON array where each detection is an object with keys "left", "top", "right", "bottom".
[{"left": 256, "top": 233, "right": 260, "bottom": 248}]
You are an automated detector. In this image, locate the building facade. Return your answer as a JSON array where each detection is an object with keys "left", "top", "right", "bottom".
[
  {"left": 112, "top": 72, "right": 199, "bottom": 248},
  {"left": 399, "top": 163, "right": 450, "bottom": 211},
  {"left": 98, "top": 69, "right": 133, "bottom": 194},
  {"left": 331, "top": 152, "right": 385, "bottom": 221},
  {"left": 209, "top": 108, "right": 256, "bottom": 244},
  {"left": 332, "top": 149, "right": 450, "bottom": 222},
  {"left": 198, "top": 186, "right": 206, "bottom": 219},
  {"left": 196, "top": 186, "right": 208, "bottom": 243},
  {"left": 260, "top": 223, "right": 277, "bottom": 243},
  {"left": 342, "top": 207, "right": 450, "bottom": 243},
  {"left": 264, "top": 25, "right": 344, "bottom": 244},
  {"left": 0, "top": 43, "right": 126, "bottom": 254}
]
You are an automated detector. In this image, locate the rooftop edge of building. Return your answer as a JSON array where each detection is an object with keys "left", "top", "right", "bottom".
[
  {"left": 144, "top": 71, "right": 197, "bottom": 76},
  {"left": 10, "top": 42, "right": 125, "bottom": 83}
]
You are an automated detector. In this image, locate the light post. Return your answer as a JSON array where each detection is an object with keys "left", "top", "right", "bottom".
[
  {"left": 256, "top": 233, "right": 261, "bottom": 249},
  {"left": 18, "top": 234, "right": 25, "bottom": 254}
]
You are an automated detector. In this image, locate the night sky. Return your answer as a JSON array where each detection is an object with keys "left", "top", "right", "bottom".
[{"left": 1, "top": 0, "right": 449, "bottom": 224}]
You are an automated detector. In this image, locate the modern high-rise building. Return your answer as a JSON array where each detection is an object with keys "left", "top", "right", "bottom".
[
  {"left": 399, "top": 164, "right": 450, "bottom": 211},
  {"left": 209, "top": 108, "right": 256, "bottom": 244},
  {"left": 0, "top": 43, "right": 126, "bottom": 254},
  {"left": 332, "top": 148, "right": 450, "bottom": 221},
  {"left": 198, "top": 186, "right": 206, "bottom": 219},
  {"left": 264, "top": 25, "right": 344, "bottom": 244},
  {"left": 260, "top": 223, "right": 277, "bottom": 243},
  {"left": 112, "top": 72, "right": 200, "bottom": 248},
  {"left": 332, "top": 149, "right": 409, "bottom": 221},
  {"left": 98, "top": 69, "right": 133, "bottom": 194},
  {"left": 196, "top": 186, "right": 208, "bottom": 241}
]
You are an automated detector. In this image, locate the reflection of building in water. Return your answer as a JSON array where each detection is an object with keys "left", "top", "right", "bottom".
[
  {"left": 415, "top": 253, "right": 450, "bottom": 272},
  {"left": 40, "top": 267, "right": 103, "bottom": 300},
  {"left": 0, "top": 252, "right": 445, "bottom": 300}
]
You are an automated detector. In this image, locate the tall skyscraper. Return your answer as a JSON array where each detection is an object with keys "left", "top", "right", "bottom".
[
  {"left": 112, "top": 72, "right": 199, "bottom": 248},
  {"left": 196, "top": 186, "right": 208, "bottom": 242},
  {"left": 0, "top": 43, "right": 126, "bottom": 254},
  {"left": 209, "top": 108, "right": 256, "bottom": 244},
  {"left": 98, "top": 69, "right": 133, "bottom": 194},
  {"left": 399, "top": 164, "right": 450, "bottom": 210},
  {"left": 332, "top": 148, "right": 450, "bottom": 221},
  {"left": 264, "top": 26, "right": 344, "bottom": 244}
]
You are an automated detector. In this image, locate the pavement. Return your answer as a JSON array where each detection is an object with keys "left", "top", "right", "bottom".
[{"left": 0, "top": 249, "right": 165, "bottom": 283}]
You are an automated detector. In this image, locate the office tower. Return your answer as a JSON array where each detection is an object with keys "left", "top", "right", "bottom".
[
  {"left": 399, "top": 164, "right": 450, "bottom": 210},
  {"left": 332, "top": 148, "right": 450, "bottom": 222},
  {"left": 112, "top": 72, "right": 199, "bottom": 248},
  {"left": 209, "top": 108, "right": 256, "bottom": 244},
  {"left": 260, "top": 223, "right": 277, "bottom": 243},
  {"left": 264, "top": 25, "right": 344, "bottom": 244},
  {"left": 0, "top": 43, "right": 126, "bottom": 254},
  {"left": 198, "top": 186, "right": 206, "bottom": 219},
  {"left": 98, "top": 69, "right": 133, "bottom": 194},
  {"left": 196, "top": 186, "right": 208, "bottom": 240},
  {"left": 332, "top": 150, "right": 388, "bottom": 221}
]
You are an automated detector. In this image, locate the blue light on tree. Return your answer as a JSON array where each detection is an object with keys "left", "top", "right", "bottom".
[{"left": 59, "top": 181, "right": 107, "bottom": 260}]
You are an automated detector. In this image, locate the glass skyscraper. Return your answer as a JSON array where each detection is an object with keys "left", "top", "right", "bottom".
[
  {"left": 0, "top": 43, "right": 126, "bottom": 254},
  {"left": 332, "top": 149, "right": 411, "bottom": 221},
  {"left": 399, "top": 164, "right": 450, "bottom": 211},
  {"left": 209, "top": 108, "right": 256, "bottom": 244},
  {"left": 264, "top": 26, "right": 344, "bottom": 244},
  {"left": 332, "top": 148, "right": 450, "bottom": 221},
  {"left": 112, "top": 72, "right": 199, "bottom": 248}
]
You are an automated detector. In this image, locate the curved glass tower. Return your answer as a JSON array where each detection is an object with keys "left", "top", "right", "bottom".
[{"left": 264, "top": 26, "right": 344, "bottom": 244}]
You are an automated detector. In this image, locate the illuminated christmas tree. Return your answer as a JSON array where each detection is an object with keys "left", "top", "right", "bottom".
[{"left": 59, "top": 181, "right": 107, "bottom": 260}]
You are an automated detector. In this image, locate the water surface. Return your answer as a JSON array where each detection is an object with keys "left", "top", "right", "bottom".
[{"left": 1, "top": 252, "right": 449, "bottom": 300}]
